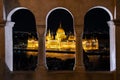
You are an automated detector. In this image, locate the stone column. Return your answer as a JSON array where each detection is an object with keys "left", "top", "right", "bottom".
[
  {"left": 107, "top": 21, "right": 116, "bottom": 71},
  {"left": 114, "top": 20, "right": 120, "bottom": 80},
  {"left": 74, "top": 25, "right": 85, "bottom": 71},
  {"left": 4, "top": 21, "right": 15, "bottom": 71},
  {"left": 36, "top": 25, "right": 47, "bottom": 71},
  {"left": 35, "top": 25, "right": 47, "bottom": 80}
]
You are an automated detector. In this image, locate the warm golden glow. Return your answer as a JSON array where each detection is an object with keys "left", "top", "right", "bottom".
[
  {"left": 82, "top": 38, "right": 99, "bottom": 52},
  {"left": 46, "top": 23, "right": 76, "bottom": 51},
  {"left": 26, "top": 23, "right": 99, "bottom": 57},
  {"left": 55, "top": 24, "right": 66, "bottom": 41},
  {"left": 46, "top": 30, "right": 54, "bottom": 41},
  {"left": 27, "top": 38, "right": 38, "bottom": 49},
  {"left": 46, "top": 52, "right": 75, "bottom": 60},
  {"left": 26, "top": 37, "right": 38, "bottom": 56}
]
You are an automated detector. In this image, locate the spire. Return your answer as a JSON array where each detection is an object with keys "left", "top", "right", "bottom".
[
  {"left": 48, "top": 29, "right": 51, "bottom": 36},
  {"left": 59, "top": 22, "right": 62, "bottom": 28},
  {"left": 58, "top": 22, "right": 62, "bottom": 29}
]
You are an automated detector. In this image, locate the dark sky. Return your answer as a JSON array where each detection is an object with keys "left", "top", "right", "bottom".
[
  {"left": 11, "top": 8, "right": 110, "bottom": 35},
  {"left": 11, "top": 9, "right": 36, "bottom": 32},
  {"left": 47, "top": 9, "right": 74, "bottom": 35},
  {"left": 84, "top": 8, "right": 111, "bottom": 33},
  {"left": 12, "top": 9, "right": 74, "bottom": 35}
]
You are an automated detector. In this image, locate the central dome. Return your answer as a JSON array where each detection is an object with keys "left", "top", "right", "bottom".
[
  {"left": 56, "top": 24, "right": 65, "bottom": 33},
  {"left": 55, "top": 23, "right": 66, "bottom": 40}
]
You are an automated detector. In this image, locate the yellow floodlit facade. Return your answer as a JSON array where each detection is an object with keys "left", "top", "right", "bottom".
[
  {"left": 27, "top": 38, "right": 38, "bottom": 50},
  {"left": 26, "top": 23, "right": 99, "bottom": 53},
  {"left": 46, "top": 24, "right": 76, "bottom": 51},
  {"left": 82, "top": 38, "right": 99, "bottom": 52},
  {"left": 55, "top": 24, "right": 67, "bottom": 41}
]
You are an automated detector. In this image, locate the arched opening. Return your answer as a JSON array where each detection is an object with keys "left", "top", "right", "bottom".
[
  {"left": 46, "top": 7, "right": 75, "bottom": 71},
  {"left": 83, "top": 6, "right": 115, "bottom": 71},
  {"left": 5, "top": 8, "right": 38, "bottom": 71}
]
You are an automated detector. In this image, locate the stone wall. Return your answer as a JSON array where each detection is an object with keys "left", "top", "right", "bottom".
[
  {"left": 0, "top": 0, "right": 4, "bottom": 22},
  {"left": 115, "top": 20, "right": 120, "bottom": 80},
  {"left": 0, "top": 24, "right": 5, "bottom": 80},
  {"left": 3, "top": 0, "right": 115, "bottom": 25},
  {"left": 116, "top": 0, "right": 120, "bottom": 19}
]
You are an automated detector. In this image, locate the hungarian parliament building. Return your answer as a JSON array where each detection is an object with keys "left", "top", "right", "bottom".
[{"left": 26, "top": 24, "right": 99, "bottom": 52}]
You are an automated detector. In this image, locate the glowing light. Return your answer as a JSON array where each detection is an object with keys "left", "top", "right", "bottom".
[
  {"left": 27, "top": 39, "right": 38, "bottom": 49},
  {"left": 46, "top": 23, "right": 76, "bottom": 51},
  {"left": 82, "top": 38, "right": 99, "bottom": 52}
]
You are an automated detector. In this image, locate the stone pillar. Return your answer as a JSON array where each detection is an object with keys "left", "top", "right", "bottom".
[
  {"left": 74, "top": 25, "right": 85, "bottom": 71},
  {"left": 36, "top": 25, "right": 47, "bottom": 70},
  {"left": 35, "top": 25, "right": 47, "bottom": 80},
  {"left": 107, "top": 21, "right": 116, "bottom": 71},
  {"left": 114, "top": 20, "right": 120, "bottom": 80},
  {"left": 5, "top": 21, "right": 15, "bottom": 71}
]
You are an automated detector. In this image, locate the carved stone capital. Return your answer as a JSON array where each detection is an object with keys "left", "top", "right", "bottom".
[
  {"left": 75, "top": 25, "right": 83, "bottom": 37},
  {"left": 37, "top": 25, "right": 46, "bottom": 36}
]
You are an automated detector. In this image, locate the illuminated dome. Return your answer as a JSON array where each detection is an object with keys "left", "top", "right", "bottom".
[
  {"left": 55, "top": 23, "right": 66, "bottom": 40},
  {"left": 57, "top": 25, "right": 65, "bottom": 34}
]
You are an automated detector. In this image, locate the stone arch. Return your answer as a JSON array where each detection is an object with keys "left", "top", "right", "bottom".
[
  {"left": 45, "top": 7, "right": 75, "bottom": 70},
  {"left": 7, "top": 7, "right": 28, "bottom": 21},
  {"left": 88, "top": 6, "right": 113, "bottom": 20},
  {"left": 46, "top": 7, "right": 74, "bottom": 23},
  {"left": 5, "top": 7, "right": 37, "bottom": 71},
  {"left": 83, "top": 6, "right": 116, "bottom": 71}
]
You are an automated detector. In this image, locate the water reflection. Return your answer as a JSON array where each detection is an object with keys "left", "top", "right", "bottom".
[
  {"left": 13, "top": 50, "right": 38, "bottom": 71},
  {"left": 13, "top": 31, "right": 38, "bottom": 71},
  {"left": 46, "top": 52, "right": 75, "bottom": 70}
]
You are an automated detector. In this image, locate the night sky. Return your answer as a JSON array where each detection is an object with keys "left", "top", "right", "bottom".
[
  {"left": 84, "top": 8, "right": 111, "bottom": 33},
  {"left": 47, "top": 9, "right": 74, "bottom": 35},
  {"left": 11, "top": 8, "right": 111, "bottom": 35},
  {"left": 11, "top": 9, "right": 36, "bottom": 32}
]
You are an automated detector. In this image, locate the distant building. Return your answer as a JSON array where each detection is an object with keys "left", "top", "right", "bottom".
[{"left": 46, "top": 23, "right": 76, "bottom": 51}]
